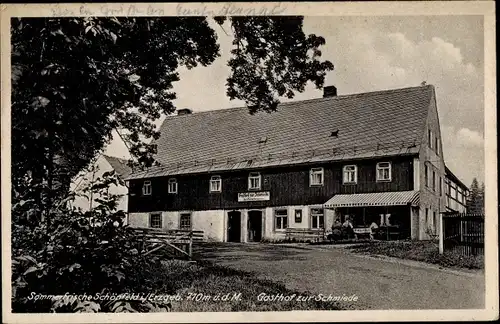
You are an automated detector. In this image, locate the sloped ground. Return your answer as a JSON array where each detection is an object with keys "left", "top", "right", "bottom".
[{"left": 193, "top": 242, "right": 485, "bottom": 310}]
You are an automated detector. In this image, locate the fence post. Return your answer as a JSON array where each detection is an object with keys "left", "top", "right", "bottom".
[
  {"left": 188, "top": 231, "right": 193, "bottom": 260},
  {"left": 439, "top": 213, "right": 444, "bottom": 254}
]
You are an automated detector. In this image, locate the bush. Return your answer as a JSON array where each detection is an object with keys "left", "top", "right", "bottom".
[
  {"left": 11, "top": 171, "right": 170, "bottom": 313},
  {"left": 348, "top": 240, "right": 484, "bottom": 270}
]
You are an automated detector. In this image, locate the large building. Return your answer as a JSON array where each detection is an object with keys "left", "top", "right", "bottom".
[{"left": 125, "top": 85, "right": 468, "bottom": 241}]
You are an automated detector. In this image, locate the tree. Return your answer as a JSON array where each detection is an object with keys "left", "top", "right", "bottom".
[
  {"left": 479, "top": 182, "right": 485, "bottom": 213},
  {"left": 467, "top": 178, "right": 484, "bottom": 214},
  {"left": 11, "top": 17, "right": 334, "bottom": 210},
  {"left": 10, "top": 17, "right": 334, "bottom": 312}
]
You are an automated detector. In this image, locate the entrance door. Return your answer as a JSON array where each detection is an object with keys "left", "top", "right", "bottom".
[
  {"left": 248, "top": 210, "right": 263, "bottom": 242},
  {"left": 227, "top": 211, "right": 241, "bottom": 242}
]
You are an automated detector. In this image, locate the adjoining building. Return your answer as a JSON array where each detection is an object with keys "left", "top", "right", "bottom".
[
  {"left": 125, "top": 85, "right": 468, "bottom": 241},
  {"left": 444, "top": 166, "right": 469, "bottom": 213},
  {"left": 70, "top": 154, "right": 132, "bottom": 221}
]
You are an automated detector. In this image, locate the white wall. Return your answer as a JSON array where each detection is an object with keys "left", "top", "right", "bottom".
[
  {"left": 70, "top": 156, "right": 129, "bottom": 224},
  {"left": 128, "top": 210, "right": 225, "bottom": 241},
  {"left": 192, "top": 210, "right": 224, "bottom": 241},
  {"left": 262, "top": 205, "right": 328, "bottom": 241},
  {"left": 128, "top": 212, "right": 150, "bottom": 228},
  {"left": 130, "top": 205, "right": 332, "bottom": 242},
  {"left": 417, "top": 93, "right": 446, "bottom": 240}
]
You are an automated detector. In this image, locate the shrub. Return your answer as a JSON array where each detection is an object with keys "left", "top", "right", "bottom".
[
  {"left": 11, "top": 171, "right": 170, "bottom": 313},
  {"left": 348, "top": 240, "right": 484, "bottom": 270}
]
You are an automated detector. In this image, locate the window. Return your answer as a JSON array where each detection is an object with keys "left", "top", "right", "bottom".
[
  {"left": 248, "top": 172, "right": 261, "bottom": 190},
  {"left": 168, "top": 178, "right": 178, "bottom": 194},
  {"left": 432, "top": 171, "right": 436, "bottom": 191},
  {"left": 149, "top": 213, "right": 162, "bottom": 228},
  {"left": 451, "top": 186, "right": 456, "bottom": 200},
  {"left": 179, "top": 213, "right": 191, "bottom": 230},
  {"left": 425, "top": 208, "right": 429, "bottom": 225},
  {"left": 439, "top": 177, "right": 442, "bottom": 196},
  {"left": 379, "top": 214, "right": 391, "bottom": 226},
  {"left": 428, "top": 129, "right": 433, "bottom": 149},
  {"left": 142, "top": 180, "right": 152, "bottom": 196},
  {"left": 310, "top": 167, "right": 324, "bottom": 186},
  {"left": 210, "top": 175, "right": 222, "bottom": 193},
  {"left": 425, "top": 165, "right": 429, "bottom": 187},
  {"left": 435, "top": 137, "right": 439, "bottom": 154},
  {"left": 275, "top": 209, "right": 288, "bottom": 230},
  {"left": 294, "top": 209, "right": 303, "bottom": 223},
  {"left": 343, "top": 165, "right": 357, "bottom": 184},
  {"left": 311, "top": 208, "right": 324, "bottom": 229},
  {"left": 376, "top": 162, "right": 392, "bottom": 181}
]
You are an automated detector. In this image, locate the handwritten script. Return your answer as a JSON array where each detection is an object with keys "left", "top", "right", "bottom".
[{"left": 50, "top": 3, "right": 288, "bottom": 17}]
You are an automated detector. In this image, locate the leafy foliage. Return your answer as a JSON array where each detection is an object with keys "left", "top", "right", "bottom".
[
  {"left": 11, "top": 172, "right": 169, "bottom": 313},
  {"left": 223, "top": 16, "right": 334, "bottom": 113},
  {"left": 11, "top": 17, "right": 333, "bottom": 313}
]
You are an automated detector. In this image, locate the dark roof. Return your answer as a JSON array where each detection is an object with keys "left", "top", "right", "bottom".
[
  {"left": 127, "top": 85, "right": 434, "bottom": 180},
  {"left": 103, "top": 155, "right": 133, "bottom": 179},
  {"left": 445, "top": 165, "right": 468, "bottom": 191}
]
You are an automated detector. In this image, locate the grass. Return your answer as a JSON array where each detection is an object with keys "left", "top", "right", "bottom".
[
  {"left": 347, "top": 240, "right": 484, "bottom": 270},
  {"left": 136, "top": 258, "right": 350, "bottom": 312}
]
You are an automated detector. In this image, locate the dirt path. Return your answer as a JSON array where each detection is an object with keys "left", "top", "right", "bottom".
[{"left": 194, "top": 243, "right": 484, "bottom": 310}]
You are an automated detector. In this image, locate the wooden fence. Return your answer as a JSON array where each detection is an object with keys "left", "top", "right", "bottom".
[
  {"left": 132, "top": 227, "right": 204, "bottom": 260},
  {"left": 441, "top": 213, "right": 484, "bottom": 256}
]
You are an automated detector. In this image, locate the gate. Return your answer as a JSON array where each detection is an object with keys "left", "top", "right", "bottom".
[
  {"left": 442, "top": 213, "right": 484, "bottom": 256},
  {"left": 132, "top": 227, "right": 204, "bottom": 260}
]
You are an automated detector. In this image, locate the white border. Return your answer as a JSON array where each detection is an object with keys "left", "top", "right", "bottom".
[{"left": 1, "top": 2, "right": 497, "bottom": 323}]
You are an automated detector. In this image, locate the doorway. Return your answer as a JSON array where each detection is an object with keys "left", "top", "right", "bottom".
[
  {"left": 227, "top": 211, "right": 241, "bottom": 242},
  {"left": 248, "top": 210, "right": 263, "bottom": 242}
]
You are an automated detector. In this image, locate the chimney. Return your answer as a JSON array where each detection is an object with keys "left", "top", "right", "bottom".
[
  {"left": 323, "top": 85, "right": 337, "bottom": 98},
  {"left": 177, "top": 108, "right": 193, "bottom": 116}
]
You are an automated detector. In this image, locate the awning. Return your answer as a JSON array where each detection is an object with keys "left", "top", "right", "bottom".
[{"left": 324, "top": 191, "right": 419, "bottom": 208}]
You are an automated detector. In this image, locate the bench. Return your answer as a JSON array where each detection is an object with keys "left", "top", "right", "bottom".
[
  {"left": 132, "top": 227, "right": 204, "bottom": 259},
  {"left": 285, "top": 228, "right": 325, "bottom": 242},
  {"left": 353, "top": 227, "right": 372, "bottom": 239}
]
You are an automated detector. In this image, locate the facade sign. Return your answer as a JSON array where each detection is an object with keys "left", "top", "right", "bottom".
[{"left": 238, "top": 191, "right": 270, "bottom": 202}]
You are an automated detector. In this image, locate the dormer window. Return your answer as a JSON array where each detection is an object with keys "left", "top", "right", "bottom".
[
  {"left": 248, "top": 172, "right": 261, "bottom": 190},
  {"left": 310, "top": 167, "right": 324, "bottom": 186},
  {"left": 168, "top": 178, "right": 178, "bottom": 194},
  {"left": 376, "top": 162, "right": 392, "bottom": 181},
  {"left": 343, "top": 165, "right": 357, "bottom": 184},
  {"left": 210, "top": 175, "right": 222, "bottom": 193},
  {"left": 142, "top": 180, "right": 152, "bottom": 196}
]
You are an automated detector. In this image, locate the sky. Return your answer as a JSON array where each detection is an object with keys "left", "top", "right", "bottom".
[{"left": 105, "top": 15, "right": 485, "bottom": 186}]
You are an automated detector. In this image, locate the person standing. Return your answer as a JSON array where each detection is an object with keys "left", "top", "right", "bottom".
[
  {"left": 369, "top": 221, "right": 379, "bottom": 240},
  {"left": 343, "top": 216, "right": 355, "bottom": 239}
]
